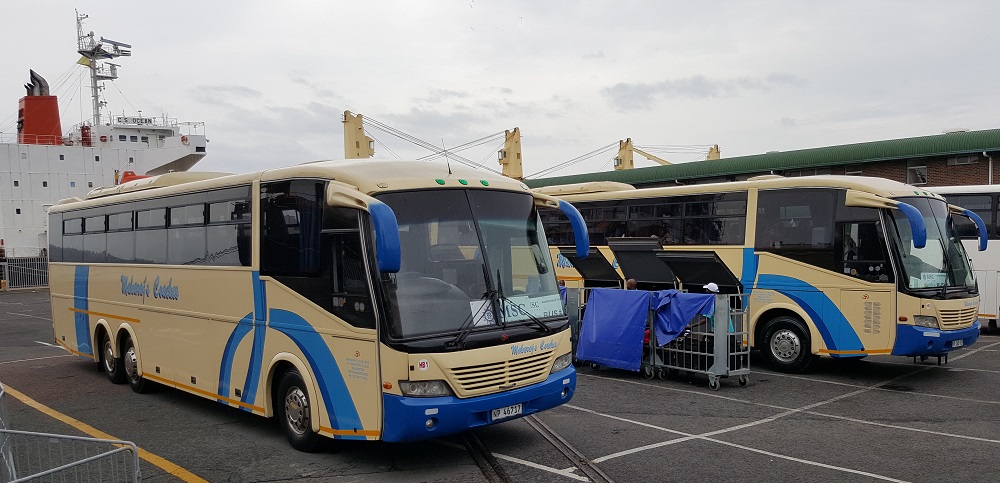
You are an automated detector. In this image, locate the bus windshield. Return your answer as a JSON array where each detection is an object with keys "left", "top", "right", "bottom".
[
  {"left": 888, "top": 197, "right": 976, "bottom": 294},
  {"left": 377, "top": 189, "right": 563, "bottom": 339}
]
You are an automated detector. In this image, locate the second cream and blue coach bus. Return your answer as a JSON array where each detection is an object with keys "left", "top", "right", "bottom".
[
  {"left": 539, "top": 175, "right": 986, "bottom": 373},
  {"left": 47, "top": 159, "right": 589, "bottom": 450}
]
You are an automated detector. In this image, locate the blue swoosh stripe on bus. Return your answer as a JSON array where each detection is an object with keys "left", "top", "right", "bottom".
[
  {"left": 218, "top": 313, "right": 254, "bottom": 403},
  {"left": 240, "top": 322, "right": 266, "bottom": 409},
  {"left": 73, "top": 265, "right": 93, "bottom": 355},
  {"left": 756, "top": 274, "right": 863, "bottom": 352},
  {"left": 269, "top": 308, "right": 365, "bottom": 439},
  {"left": 740, "top": 248, "right": 758, "bottom": 295},
  {"left": 253, "top": 271, "right": 266, "bottom": 322}
]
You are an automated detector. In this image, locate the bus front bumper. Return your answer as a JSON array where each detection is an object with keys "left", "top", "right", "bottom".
[
  {"left": 380, "top": 366, "right": 576, "bottom": 443},
  {"left": 891, "top": 322, "right": 981, "bottom": 356}
]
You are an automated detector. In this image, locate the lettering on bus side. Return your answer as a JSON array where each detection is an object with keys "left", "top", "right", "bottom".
[
  {"left": 120, "top": 274, "right": 180, "bottom": 302},
  {"left": 511, "top": 339, "right": 558, "bottom": 356}
]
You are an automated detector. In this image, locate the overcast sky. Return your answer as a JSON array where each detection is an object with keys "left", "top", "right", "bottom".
[{"left": 3, "top": 1, "right": 999, "bottom": 178}]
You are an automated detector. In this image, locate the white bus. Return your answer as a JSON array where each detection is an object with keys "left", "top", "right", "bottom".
[
  {"left": 928, "top": 185, "right": 997, "bottom": 332},
  {"left": 47, "top": 159, "right": 589, "bottom": 450},
  {"left": 539, "top": 175, "right": 987, "bottom": 372}
]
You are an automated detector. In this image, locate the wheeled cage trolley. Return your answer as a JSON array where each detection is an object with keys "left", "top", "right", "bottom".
[{"left": 642, "top": 293, "right": 750, "bottom": 390}]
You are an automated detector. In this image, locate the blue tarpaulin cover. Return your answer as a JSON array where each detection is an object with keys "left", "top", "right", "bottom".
[
  {"left": 576, "top": 288, "right": 650, "bottom": 371},
  {"left": 652, "top": 290, "right": 715, "bottom": 346}
]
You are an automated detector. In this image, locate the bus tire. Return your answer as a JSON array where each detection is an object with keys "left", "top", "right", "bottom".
[
  {"left": 277, "top": 369, "right": 321, "bottom": 452},
  {"left": 123, "top": 335, "right": 151, "bottom": 393},
  {"left": 101, "top": 331, "right": 126, "bottom": 384},
  {"left": 759, "top": 316, "right": 815, "bottom": 373}
]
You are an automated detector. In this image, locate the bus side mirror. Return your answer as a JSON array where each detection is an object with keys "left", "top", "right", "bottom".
[
  {"left": 960, "top": 208, "right": 988, "bottom": 251},
  {"left": 531, "top": 194, "right": 590, "bottom": 259},
  {"left": 327, "top": 181, "right": 401, "bottom": 273}
]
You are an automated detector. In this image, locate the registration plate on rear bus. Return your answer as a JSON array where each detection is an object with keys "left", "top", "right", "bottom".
[
  {"left": 491, "top": 403, "right": 523, "bottom": 422},
  {"left": 952, "top": 339, "right": 964, "bottom": 348}
]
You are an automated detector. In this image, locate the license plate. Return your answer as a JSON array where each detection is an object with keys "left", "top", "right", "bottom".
[
  {"left": 952, "top": 339, "right": 964, "bottom": 348},
  {"left": 491, "top": 403, "right": 523, "bottom": 422}
]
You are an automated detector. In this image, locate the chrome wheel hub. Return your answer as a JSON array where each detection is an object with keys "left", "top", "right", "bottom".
[
  {"left": 284, "top": 387, "right": 309, "bottom": 435},
  {"left": 103, "top": 339, "right": 115, "bottom": 373},
  {"left": 124, "top": 346, "right": 139, "bottom": 382},
  {"left": 771, "top": 329, "right": 801, "bottom": 362}
]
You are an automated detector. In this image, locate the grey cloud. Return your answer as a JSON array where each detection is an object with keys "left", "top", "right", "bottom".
[{"left": 602, "top": 74, "right": 807, "bottom": 112}]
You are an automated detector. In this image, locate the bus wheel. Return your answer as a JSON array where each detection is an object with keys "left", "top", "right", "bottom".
[
  {"left": 123, "top": 336, "right": 150, "bottom": 393},
  {"left": 760, "top": 316, "right": 815, "bottom": 373},
  {"left": 101, "top": 332, "right": 126, "bottom": 384},
  {"left": 278, "top": 370, "right": 321, "bottom": 452}
]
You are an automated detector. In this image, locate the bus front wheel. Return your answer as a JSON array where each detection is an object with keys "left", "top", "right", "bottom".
[
  {"left": 277, "top": 369, "right": 321, "bottom": 452},
  {"left": 760, "top": 316, "right": 815, "bottom": 373},
  {"left": 101, "top": 332, "right": 126, "bottom": 384}
]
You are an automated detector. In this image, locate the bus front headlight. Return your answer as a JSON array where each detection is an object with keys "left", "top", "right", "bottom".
[
  {"left": 398, "top": 380, "right": 453, "bottom": 397},
  {"left": 550, "top": 353, "right": 573, "bottom": 373},
  {"left": 913, "top": 315, "right": 939, "bottom": 328}
]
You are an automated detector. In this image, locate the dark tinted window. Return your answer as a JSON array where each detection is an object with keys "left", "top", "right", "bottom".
[
  {"left": 261, "top": 180, "right": 324, "bottom": 276},
  {"left": 84, "top": 215, "right": 106, "bottom": 233},
  {"left": 168, "top": 226, "right": 207, "bottom": 264},
  {"left": 170, "top": 204, "right": 205, "bottom": 227},
  {"left": 137, "top": 209, "right": 166, "bottom": 229},
  {"left": 48, "top": 212, "right": 63, "bottom": 262},
  {"left": 756, "top": 188, "right": 837, "bottom": 270},
  {"left": 108, "top": 212, "right": 133, "bottom": 231},
  {"left": 940, "top": 194, "right": 994, "bottom": 239},
  {"left": 207, "top": 224, "right": 250, "bottom": 266},
  {"left": 64, "top": 218, "right": 83, "bottom": 235},
  {"left": 135, "top": 228, "right": 167, "bottom": 264},
  {"left": 107, "top": 231, "right": 135, "bottom": 263},
  {"left": 83, "top": 233, "right": 106, "bottom": 263}
]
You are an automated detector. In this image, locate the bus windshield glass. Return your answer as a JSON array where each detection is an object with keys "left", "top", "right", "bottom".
[
  {"left": 888, "top": 196, "right": 975, "bottom": 293},
  {"left": 377, "top": 189, "right": 563, "bottom": 339}
]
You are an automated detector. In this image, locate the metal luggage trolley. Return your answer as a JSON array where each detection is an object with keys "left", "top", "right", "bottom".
[
  {"left": 1, "top": 382, "right": 142, "bottom": 482},
  {"left": 644, "top": 292, "right": 750, "bottom": 390},
  {"left": 606, "top": 239, "right": 750, "bottom": 390}
]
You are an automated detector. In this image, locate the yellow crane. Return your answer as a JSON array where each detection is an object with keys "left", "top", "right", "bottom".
[{"left": 613, "top": 139, "right": 720, "bottom": 170}]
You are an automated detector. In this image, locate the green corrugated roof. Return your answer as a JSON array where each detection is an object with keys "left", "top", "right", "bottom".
[{"left": 525, "top": 128, "right": 1000, "bottom": 188}]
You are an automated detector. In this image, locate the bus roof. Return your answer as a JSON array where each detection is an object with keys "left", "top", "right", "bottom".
[
  {"left": 51, "top": 159, "right": 531, "bottom": 212},
  {"left": 547, "top": 174, "right": 946, "bottom": 203},
  {"left": 927, "top": 184, "right": 999, "bottom": 195}
]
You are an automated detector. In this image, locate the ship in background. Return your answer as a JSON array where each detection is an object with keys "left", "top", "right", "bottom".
[{"left": 0, "top": 11, "right": 207, "bottom": 255}]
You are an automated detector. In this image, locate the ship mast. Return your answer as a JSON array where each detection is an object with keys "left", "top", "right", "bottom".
[{"left": 76, "top": 10, "right": 131, "bottom": 126}]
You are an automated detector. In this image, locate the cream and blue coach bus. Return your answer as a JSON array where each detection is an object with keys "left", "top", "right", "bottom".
[
  {"left": 538, "top": 175, "right": 986, "bottom": 373},
  {"left": 47, "top": 159, "right": 589, "bottom": 450}
]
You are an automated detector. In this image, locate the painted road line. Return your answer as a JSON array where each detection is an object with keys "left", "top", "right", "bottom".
[
  {"left": 34, "top": 340, "right": 60, "bottom": 348},
  {"left": 2, "top": 385, "right": 208, "bottom": 482},
  {"left": 9, "top": 311, "right": 50, "bottom": 321},
  {"left": 0, "top": 354, "right": 73, "bottom": 366},
  {"left": 435, "top": 438, "right": 588, "bottom": 481}
]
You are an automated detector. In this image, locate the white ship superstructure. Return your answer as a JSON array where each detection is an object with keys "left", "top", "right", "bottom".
[{"left": 0, "top": 12, "right": 206, "bottom": 254}]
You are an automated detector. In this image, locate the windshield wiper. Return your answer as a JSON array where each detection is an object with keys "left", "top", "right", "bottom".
[
  {"left": 446, "top": 264, "right": 501, "bottom": 349},
  {"left": 493, "top": 268, "right": 549, "bottom": 333}
]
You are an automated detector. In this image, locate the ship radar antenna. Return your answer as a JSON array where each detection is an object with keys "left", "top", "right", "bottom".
[{"left": 76, "top": 10, "right": 132, "bottom": 126}]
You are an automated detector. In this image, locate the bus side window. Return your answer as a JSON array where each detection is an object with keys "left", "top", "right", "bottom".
[
  {"left": 838, "top": 221, "right": 893, "bottom": 283},
  {"left": 329, "top": 231, "right": 375, "bottom": 329}
]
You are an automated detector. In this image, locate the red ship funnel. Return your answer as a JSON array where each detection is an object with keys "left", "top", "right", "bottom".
[{"left": 18, "top": 70, "right": 63, "bottom": 145}]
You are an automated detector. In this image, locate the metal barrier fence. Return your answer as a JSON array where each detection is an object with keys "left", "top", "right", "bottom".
[
  {"left": 0, "top": 256, "right": 49, "bottom": 291},
  {"left": 0, "top": 383, "right": 141, "bottom": 482}
]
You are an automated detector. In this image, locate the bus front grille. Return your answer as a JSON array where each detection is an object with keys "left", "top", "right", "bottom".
[
  {"left": 938, "top": 307, "right": 978, "bottom": 330},
  {"left": 446, "top": 351, "right": 554, "bottom": 397}
]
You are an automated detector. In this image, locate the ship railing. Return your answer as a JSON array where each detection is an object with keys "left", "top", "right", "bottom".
[{"left": 4, "top": 134, "right": 65, "bottom": 145}]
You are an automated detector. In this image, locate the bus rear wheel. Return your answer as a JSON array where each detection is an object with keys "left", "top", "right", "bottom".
[
  {"left": 123, "top": 335, "right": 151, "bottom": 393},
  {"left": 760, "top": 316, "right": 815, "bottom": 373},
  {"left": 277, "top": 369, "right": 321, "bottom": 452},
  {"left": 101, "top": 332, "right": 126, "bottom": 384}
]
